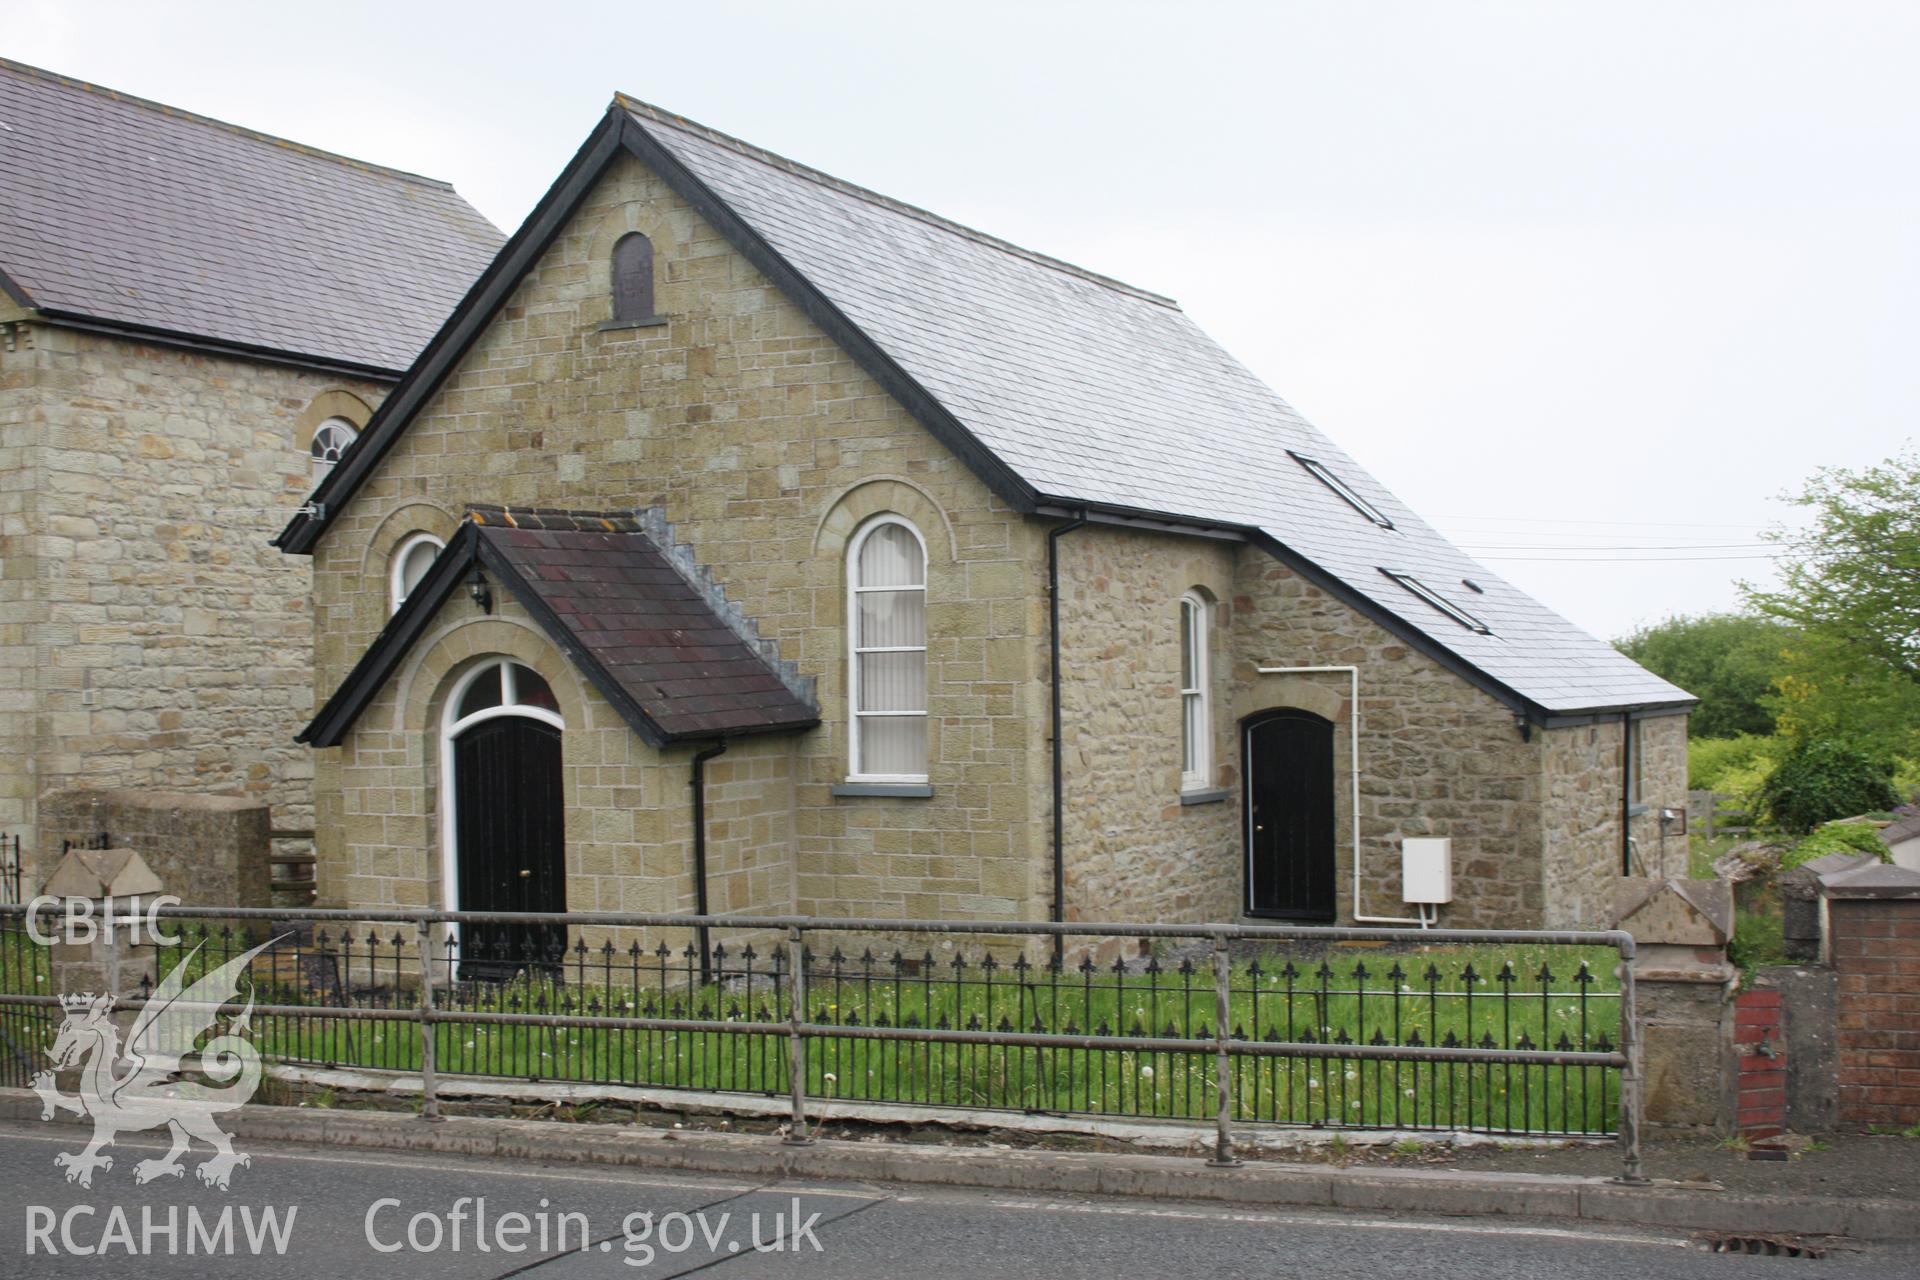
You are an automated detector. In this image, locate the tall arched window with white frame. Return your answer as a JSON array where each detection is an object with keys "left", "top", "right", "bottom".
[
  {"left": 1180, "top": 591, "right": 1211, "bottom": 791},
  {"left": 847, "top": 515, "right": 928, "bottom": 781}
]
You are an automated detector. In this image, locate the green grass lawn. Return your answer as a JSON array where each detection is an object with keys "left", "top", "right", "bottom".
[
  {"left": 4, "top": 924, "right": 1624, "bottom": 1135},
  {"left": 229, "top": 936, "right": 1624, "bottom": 1136},
  {"left": 0, "top": 922, "right": 55, "bottom": 1088}
]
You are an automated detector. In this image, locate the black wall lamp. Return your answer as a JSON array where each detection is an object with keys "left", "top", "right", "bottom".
[{"left": 468, "top": 565, "right": 493, "bottom": 614}]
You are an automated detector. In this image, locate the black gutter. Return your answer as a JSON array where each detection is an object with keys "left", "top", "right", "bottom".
[
  {"left": 690, "top": 739, "right": 729, "bottom": 982},
  {"left": 1620, "top": 712, "right": 1634, "bottom": 876},
  {"left": 1047, "top": 513, "right": 1087, "bottom": 956},
  {"left": 34, "top": 311, "right": 406, "bottom": 382}
]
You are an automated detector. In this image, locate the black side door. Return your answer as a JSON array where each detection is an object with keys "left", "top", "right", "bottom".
[
  {"left": 454, "top": 716, "right": 567, "bottom": 980},
  {"left": 1243, "top": 709, "right": 1336, "bottom": 920}
]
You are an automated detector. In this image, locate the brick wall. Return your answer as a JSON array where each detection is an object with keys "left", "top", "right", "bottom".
[
  {"left": 1830, "top": 897, "right": 1920, "bottom": 1128},
  {"left": 1733, "top": 987, "right": 1787, "bottom": 1139}
]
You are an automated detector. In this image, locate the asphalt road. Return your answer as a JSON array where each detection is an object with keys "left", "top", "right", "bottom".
[{"left": 0, "top": 1121, "right": 1913, "bottom": 1278}]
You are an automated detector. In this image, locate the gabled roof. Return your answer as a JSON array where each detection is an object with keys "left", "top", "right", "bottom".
[
  {"left": 300, "top": 507, "right": 818, "bottom": 748},
  {"left": 0, "top": 58, "right": 502, "bottom": 375},
  {"left": 278, "top": 96, "right": 1694, "bottom": 720}
]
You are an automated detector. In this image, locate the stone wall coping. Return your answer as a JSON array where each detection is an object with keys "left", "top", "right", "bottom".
[
  {"left": 1818, "top": 860, "right": 1920, "bottom": 899},
  {"left": 62, "top": 788, "right": 267, "bottom": 814}
]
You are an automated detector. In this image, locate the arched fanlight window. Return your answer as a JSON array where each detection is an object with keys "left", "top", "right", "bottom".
[
  {"left": 847, "top": 515, "right": 927, "bottom": 781},
  {"left": 445, "top": 659, "right": 562, "bottom": 731},
  {"left": 310, "top": 417, "right": 358, "bottom": 484},
  {"left": 611, "top": 232, "right": 657, "bottom": 324},
  {"left": 389, "top": 533, "right": 445, "bottom": 614},
  {"left": 1180, "top": 591, "right": 1211, "bottom": 791}
]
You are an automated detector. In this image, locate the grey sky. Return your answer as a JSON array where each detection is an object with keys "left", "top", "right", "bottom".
[{"left": 13, "top": 1, "right": 1915, "bottom": 641}]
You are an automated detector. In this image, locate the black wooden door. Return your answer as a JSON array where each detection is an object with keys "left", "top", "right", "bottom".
[
  {"left": 1243, "top": 709, "right": 1336, "bottom": 920},
  {"left": 454, "top": 716, "right": 566, "bottom": 980}
]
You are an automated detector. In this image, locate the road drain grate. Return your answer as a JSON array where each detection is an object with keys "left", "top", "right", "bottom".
[{"left": 1693, "top": 1232, "right": 1832, "bottom": 1259}]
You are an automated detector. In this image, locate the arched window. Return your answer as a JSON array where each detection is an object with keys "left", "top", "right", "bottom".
[
  {"left": 389, "top": 533, "right": 445, "bottom": 614},
  {"left": 310, "top": 417, "right": 358, "bottom": 484},
  {"left": 847, "top": 515, "right": 927, "bottom": 781},
  {"left": 611, "top": 232, "right": 657, "bottom": 324},
  {"left": 1180, "top": 591, "right": 1211, "bottom": 791}
]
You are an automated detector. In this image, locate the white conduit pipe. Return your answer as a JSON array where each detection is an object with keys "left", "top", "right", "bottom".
[{"left": 1255, "top": 665, "right": 1424, "bottom": 927}]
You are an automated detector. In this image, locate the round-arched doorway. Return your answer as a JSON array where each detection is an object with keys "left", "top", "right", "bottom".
[{"left": 440, "top": 658, "right": 566, "bottom": 979}]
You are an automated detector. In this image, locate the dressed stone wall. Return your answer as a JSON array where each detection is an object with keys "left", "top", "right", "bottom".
[
  {"left": 0, "top": 315, "right": 385, "bottom": 873},
  {"left": 308, "top": 151, "right": 1048, "bottom": 924}
]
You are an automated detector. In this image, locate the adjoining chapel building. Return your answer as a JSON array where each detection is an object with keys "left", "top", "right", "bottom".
[
  {"left": 281, "top": 95, "right": 1694, "bottom": 943},
  {"left": 0, "top": 59, "right": 501, "bottom": 875}
]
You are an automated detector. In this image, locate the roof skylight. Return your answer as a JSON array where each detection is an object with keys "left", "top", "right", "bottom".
[
  {"left": 1289, "top": 452, "right": 1394, "bottom": 529},
  {"left": 1381, "top": 570, "right": 1492, "bottom": 635}
]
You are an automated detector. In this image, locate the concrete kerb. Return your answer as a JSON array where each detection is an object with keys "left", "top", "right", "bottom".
[{"left": 1, "top": 1090, "right": 1911, "bottom": 1240}]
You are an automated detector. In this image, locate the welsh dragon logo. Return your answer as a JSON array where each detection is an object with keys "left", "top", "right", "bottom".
[{"left": 32, "top": 937, "right": 279, "bottom": 1190}]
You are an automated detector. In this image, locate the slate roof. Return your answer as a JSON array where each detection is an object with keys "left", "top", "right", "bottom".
[
  {"left": 280, "top": 97, "right": 1693, "bottom": 719},
  {"left": 621, "top": 102, "right": 1691, "bottom": 718},
  {"left": 299, "top": 507, "right": 818, "bottom": 747},
  {"left": 0, "top": 58, "right": 502, "bottom": 374}
]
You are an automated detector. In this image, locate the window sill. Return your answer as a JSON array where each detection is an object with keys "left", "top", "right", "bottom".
[
  {"left": 1626, "top": 802, "right": 1651, "bottom": 818},
  {"left": 596, "top": 316, "right": 668, "bottom": 332},
  {"left": 833, "top": 782, "right": 933, "bottom": 799},
  {"left": 1179, "top": 788, "right": 1230, "bottom": 807}
]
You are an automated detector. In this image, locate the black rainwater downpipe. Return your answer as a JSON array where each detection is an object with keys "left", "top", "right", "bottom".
[
  {"left": 1619, "top": 712, "right": 1634, "bottom": 877},
  {"left": 691, "top": 738, "right": 728, "bottom": 983},
  {"left": 1048, "top": 512, "right": 1087, "bottom": 959}
]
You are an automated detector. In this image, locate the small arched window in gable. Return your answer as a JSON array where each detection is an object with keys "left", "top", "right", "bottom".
[
  {"left": 390, "top": 532, "right": 445, "bottom": 614},
  {"left": 310, "top": 417, "right": 358, "bottom": 484},
  {"left": 610, "top": 232, "right": 659, "bottom": 325}
]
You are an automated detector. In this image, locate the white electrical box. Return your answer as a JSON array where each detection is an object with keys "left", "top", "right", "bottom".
[{"left": 1401, "top": 838, "right": 1453, "bottom": 905}]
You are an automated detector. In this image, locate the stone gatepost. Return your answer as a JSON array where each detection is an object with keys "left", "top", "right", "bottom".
[
  {"left": 39, "top": 846, "right": 166, "bottom": 1072},
  {"left": 1614, "top": 876, "right": 1737, "bottom": 1131}
]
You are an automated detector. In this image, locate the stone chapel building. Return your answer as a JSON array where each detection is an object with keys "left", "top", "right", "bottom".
[
  {"left": 0, "top": 59, "right": 501, "bottom": 877},
  {"left": 280, "top": 96, "right": 1693, "bottom": 942}
]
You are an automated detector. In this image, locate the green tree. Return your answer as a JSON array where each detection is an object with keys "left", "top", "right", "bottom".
[
  {"left": 1613, "top": 613, "right": 1794, "bottom": 739},
  {"left": 1754, "top": 738, "right": 1899, "bottom": 834},
  {"left": 1747, "top": 448, "right": 1920, "bottom": 685},
  {"left": 1768, "top": 632, "right": 1920, "bottom": 762}
]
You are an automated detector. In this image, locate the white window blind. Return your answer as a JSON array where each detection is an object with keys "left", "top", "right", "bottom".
[
  {"left": 849, "top": 518, "right": 927, "bottom": 779},
  {"left": 1180, "top": 593, "right": 1210, "bottom": 790}
]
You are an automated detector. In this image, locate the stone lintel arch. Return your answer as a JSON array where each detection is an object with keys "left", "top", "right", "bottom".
[
  {"left": 812, "top": 476, "right": 958, "bottom": 562},
  {"left": 293, "top": 388, "right": 374, "bottom": 448},
  {"left": 358, "top": 498, "right": 463, "bottom": 584},
  {"left": 1234, "top": 673, "right": 1346, "bottom": 729},
  {"left": 392, "top": 614, "right": 593, "bottom": 745}
]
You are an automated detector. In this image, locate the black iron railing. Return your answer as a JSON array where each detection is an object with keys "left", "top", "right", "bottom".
[
  {"left": 0, "top": 905, "right": 1642, "bottom": 1178},
  {"left": 0, "top": 833, "right": 22, "bottom": 906}
]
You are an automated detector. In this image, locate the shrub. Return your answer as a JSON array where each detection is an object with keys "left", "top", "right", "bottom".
[
  {"left": 1781, "top": 821, "right": 1893, "bottom": 870},
  {"left": 1688, "top": 734, "right": 1774, "bottom": 792},
  {"left": 1756, "top": 739, "right": 1900, "bottom": 835}
]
